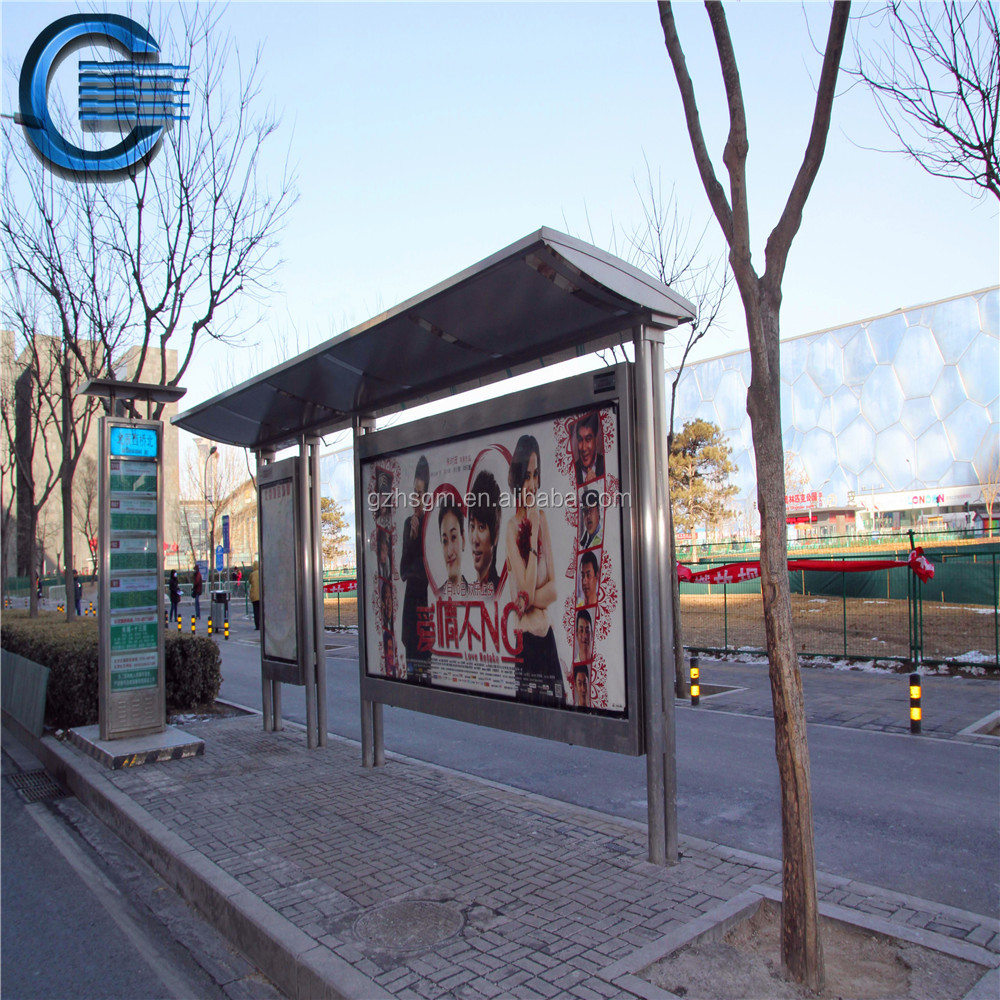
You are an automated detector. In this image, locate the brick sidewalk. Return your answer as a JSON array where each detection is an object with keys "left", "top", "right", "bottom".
[{"left": 58, "top": 714, "right": 996, "bottom": 999}]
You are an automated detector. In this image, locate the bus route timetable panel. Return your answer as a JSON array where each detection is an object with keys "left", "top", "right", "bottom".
[{"left": 100, "top": 418, "right": 165, "bottom": 739}]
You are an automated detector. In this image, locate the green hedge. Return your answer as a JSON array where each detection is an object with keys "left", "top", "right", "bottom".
[{"left": 0, "top": 611, "right": 221, "bottom": 730}]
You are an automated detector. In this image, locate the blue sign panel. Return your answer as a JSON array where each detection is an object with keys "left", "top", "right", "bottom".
[
  {"left": 222, "top": 514, "right": 230, "bottom": 553},
  {"left": 109, "top": 426, "right": 158, "bottom": 458},
  {"left": 215, "top": 545, "right": 224, "bottom": 571}
]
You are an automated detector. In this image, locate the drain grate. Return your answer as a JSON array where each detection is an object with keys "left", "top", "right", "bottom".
[{"left": 7, "top": 770, "right": 67, "bottom": 803}]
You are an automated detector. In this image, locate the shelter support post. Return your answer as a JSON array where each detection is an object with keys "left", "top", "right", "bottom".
[
  {"left": 634, "top": 325, "right": 678, "bottom": 865},
  {"left": 354, "top": 417, "right": 384, "bottom": 767},
  {"left": 650, "top": 333, "right": 679, "bottom": 863},
  {"left": 300, "top": 438, "right": 318, "bottom": 749},
  {"left": 309, "top": 438, "right": 328, "bottom": 747},
  {"left": 257, "top": 448, "right": 282, "bottom": 732}
]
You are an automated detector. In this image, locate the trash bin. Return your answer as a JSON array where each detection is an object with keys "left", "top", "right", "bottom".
[{"left": 210, "top": 590, "right": 230, "bottom": 638}]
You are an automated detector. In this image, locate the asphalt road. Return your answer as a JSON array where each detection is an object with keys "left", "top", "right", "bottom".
[
  {"left": 215, "top": 624, "right": 1000, "bottom": 919},
  {"left": 1, "top": 754, "right": 230, "bottom": 1000}
]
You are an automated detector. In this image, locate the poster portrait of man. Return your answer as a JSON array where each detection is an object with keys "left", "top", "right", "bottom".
[
  {"left": 579, "top": 490, "right": 603, "bottom": 549},
  {"left": 574, "top": 410, "right": 605, "bottom": 485},
  {"left": 577, "top": 549, "right": 600, "bottom": 608}
]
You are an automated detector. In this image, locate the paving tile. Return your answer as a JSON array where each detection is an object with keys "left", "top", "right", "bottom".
[{"left": 54, "top": 707, "right": 994, "bottom": 1000}]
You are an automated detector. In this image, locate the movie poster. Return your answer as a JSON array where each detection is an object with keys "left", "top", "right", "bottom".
[
  {"left": 361, "top": 404, "right": 627, "bottom": 716},
  {"left": 260, "top": 475, "right": 298, "bottom": 663}
]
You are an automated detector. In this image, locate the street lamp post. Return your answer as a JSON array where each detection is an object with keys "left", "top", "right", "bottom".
[{"left": 203, "top": 445, "right": 218, "bottom": 592}]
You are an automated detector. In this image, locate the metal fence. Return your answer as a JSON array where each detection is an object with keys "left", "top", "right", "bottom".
[{"left": 679, "top": 546, "right": 999, "bottom": 667}]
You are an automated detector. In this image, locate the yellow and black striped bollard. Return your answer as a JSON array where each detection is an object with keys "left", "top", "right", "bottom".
[
  {"left": 208, "top": 615, "right": 213, "bottom": 636},
  {"left": 909, "top": 672, "right": 922, "bottom": 735},
  {"left": 224, "top": 616, "right": 229, "bottom": 640},
  {"left": 690, "top": 656, "right": 700, "bottom": 707},
  {"left": 190, "top": 614, "right": 196, "bottom": 634},
  {"left": 177, "top": 614, "right": 182, "bottom": 632}
]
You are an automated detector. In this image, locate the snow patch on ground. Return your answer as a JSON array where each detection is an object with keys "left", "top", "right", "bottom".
[
  {"left": 949, "top": 649, "right": 995, "bottom": 663},
  {"left": 938, "top": 605, "right": 997, "bottom": 615},
  {"left": 694, "top": 651, "right": 997, "bottom": 676}
]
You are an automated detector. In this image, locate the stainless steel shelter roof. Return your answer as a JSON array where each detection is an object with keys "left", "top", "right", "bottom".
[{"left": 172, "top": 227, "right": 695, "bottom": 450}]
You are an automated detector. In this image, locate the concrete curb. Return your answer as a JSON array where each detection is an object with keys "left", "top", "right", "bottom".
[{"left": 2, "top": 714, "right": 390, "bottom": 1000}]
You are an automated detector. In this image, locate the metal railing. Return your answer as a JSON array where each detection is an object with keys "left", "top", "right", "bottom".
[{"left": 678, "top": 547, "right": 999, "bottom": 666}]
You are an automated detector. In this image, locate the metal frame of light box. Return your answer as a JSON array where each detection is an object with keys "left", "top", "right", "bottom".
[{"left": 355, "top": 363, "right": 644, "bottom": 756}]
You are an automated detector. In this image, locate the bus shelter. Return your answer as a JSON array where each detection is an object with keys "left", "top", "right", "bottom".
[{"left": 173, "top": 227, "right": 694, "bottom": 864}]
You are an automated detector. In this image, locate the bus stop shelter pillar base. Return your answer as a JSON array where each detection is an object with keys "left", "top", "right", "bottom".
[
  {"left": 262, "top": 677, "right": 282, "bottom": 732},
  {"left": 360, "top": 700, "right": 384, "bottom": 768}
]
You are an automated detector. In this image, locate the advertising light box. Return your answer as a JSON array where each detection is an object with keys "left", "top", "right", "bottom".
[
  {"left": 258, "top": 457, "right": 306, "bottom": 684},
  {"left": 358, "top": 365, "right": 642, "bottom": 755}
]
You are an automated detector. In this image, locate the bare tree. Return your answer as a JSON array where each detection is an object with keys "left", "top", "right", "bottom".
[
  {"left": 847, "top": 2, "right": 999, "bottom": 200},
  {"left": 2, "top": 2, "right": 295, "bottom": 619},
  {"left": 179, "top": 504, "right": 200, "bottom": 571},
  {"left": 182, "top": 441, "right": 253, "bottom": 584},
  {"left": 74, "top": 456, "right": 100, "bottom": 574},
  {"left": 1, "top": 325, "right": 66, "bottom": 617},
  {"left": 618, "top": 159, "right": 732, "bottom": 696},
  {"left": 658, "top": 2, "right": 851, "bottom": 989},
  {"left": 784, "top": 451, "right": 811, "bottom": 496},
  {"left": 0, "top": 332, "right": 17, "bottom": 592},
  {"left": 93, "top": 3, "right": 298, "bottom": 417},
  {"left": 1, "top": 152, "right": 124, "bottom": 619}
]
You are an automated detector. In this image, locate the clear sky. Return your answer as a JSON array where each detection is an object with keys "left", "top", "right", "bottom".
[{"left": 3, "top": 1, "right": 998, "bottom": 421}]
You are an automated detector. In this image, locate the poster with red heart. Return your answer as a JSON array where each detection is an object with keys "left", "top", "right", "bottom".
[{"left": 361, "top": 403, "right": 628, "bottom": 716}]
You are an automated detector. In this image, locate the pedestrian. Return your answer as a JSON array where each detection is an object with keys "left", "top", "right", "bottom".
[
  {"left": 73, "top": 569, "right": 82, "bottom": 616},
  {"left": 35, "top": 574, "right": 42, "bottom": 600},
  {"left": 192, "top": 564, "right": 203, "bottom": 619},
  {"left": 169, "top": 570, "right": 181, "bottom": 623},
  {"left": 249, "top": 560, "right": 260, "bottom": 630}
]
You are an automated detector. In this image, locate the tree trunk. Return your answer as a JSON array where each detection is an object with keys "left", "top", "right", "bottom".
[
  {"left": 747, "top": 293, "right": 823, "bottom": 991},
  {"left": 61, "top": 471, "right": 76, "bottom": 622},
  {"left": 27, "top": 509, "right": 38, "bottom": 618},
  {"left": 61, "top": 377, "right": 76, "bottom": 622}
]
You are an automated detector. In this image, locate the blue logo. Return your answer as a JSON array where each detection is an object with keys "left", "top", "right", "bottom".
[{"left": 18, "top": 14, "right": 189, "bottom": 181}]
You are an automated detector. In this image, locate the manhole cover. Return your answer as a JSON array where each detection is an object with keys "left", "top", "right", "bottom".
[
  {"left": 7, "top": 770, "right": 66, "bottom": 803},
  {"left": 354, "top": 900, "right": 464, "bottom": 952}
]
